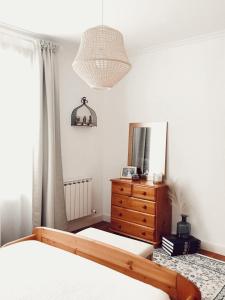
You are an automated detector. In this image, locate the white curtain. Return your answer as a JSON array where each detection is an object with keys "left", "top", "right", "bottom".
[
  {"left": 32, "top": 40, "right": 67, "bottom": 230},
  {"left": 0, "top": 30, "right": 37, "bottom": 245},
  {"left": 0, "top": 31, "right": 66, "bottom": 245}
]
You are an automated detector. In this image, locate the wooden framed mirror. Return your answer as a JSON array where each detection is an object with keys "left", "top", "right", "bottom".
[{"left": 128, "top": 122, "right": 167, "bottom": 176}]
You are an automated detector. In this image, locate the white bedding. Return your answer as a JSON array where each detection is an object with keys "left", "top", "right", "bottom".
[{"left": 0, "top": 241, "right": 170, "bottom": 300}]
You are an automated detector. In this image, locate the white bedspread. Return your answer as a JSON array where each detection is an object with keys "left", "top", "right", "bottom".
[{"left": 0, "top": 241, "right": 170, "bottom": 300}]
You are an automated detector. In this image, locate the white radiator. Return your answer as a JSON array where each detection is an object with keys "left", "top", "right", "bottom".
[{"left": 64, "top": 178, "right": 92, "bottom": 221}]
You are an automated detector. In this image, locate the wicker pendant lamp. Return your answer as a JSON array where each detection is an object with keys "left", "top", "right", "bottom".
[{"left": 72, "top": 1, "right": 131, "bottom": 89}]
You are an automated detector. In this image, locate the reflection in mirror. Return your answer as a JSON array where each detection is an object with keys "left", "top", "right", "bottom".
[
  {"left": 128, "top": 122, "right": 167, "bottom": 177},
  {"left": 132, "top": 127, "right": 151, "bottom": 174}
]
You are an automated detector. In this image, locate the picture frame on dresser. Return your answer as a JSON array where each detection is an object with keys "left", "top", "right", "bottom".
[{"left": 120, "top": 166, "right": 137, "bottom": 179}]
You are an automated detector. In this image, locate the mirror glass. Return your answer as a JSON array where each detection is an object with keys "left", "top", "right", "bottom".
[
  {"left": 128, "top": 122, "right": 167, "bottom": 176},
  {"left": 132, "top": 127, "right": 151, "bottom": 173}
]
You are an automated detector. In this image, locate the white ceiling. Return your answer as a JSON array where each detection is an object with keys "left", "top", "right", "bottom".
[{"left": 0, "top": 0, "right": 225, "bottom": 51}]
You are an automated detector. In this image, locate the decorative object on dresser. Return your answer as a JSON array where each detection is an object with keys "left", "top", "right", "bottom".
[
  {"left": 71, "top": 97, "right": 97, "bottom": 127},
  {"left": 153, "top": 173, "right": 163, "bottom": 184},
  {"left": 132, "top": 174, "right": 141, "bottom": 181},
  {"left": 121, "top": 166, "right": 137, "bottom": 179},
  {"left": 110, "top": 178, "right": 171, "bottom": 245}
]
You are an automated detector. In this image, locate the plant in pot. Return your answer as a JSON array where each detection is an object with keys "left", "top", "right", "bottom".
[{"left": 168, "top": 181, "right": 191, "bottom": 239}]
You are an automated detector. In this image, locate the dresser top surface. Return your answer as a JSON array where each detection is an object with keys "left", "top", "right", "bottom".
[{"left": 111, "top": 178, "right": 167, "bottom": 188}]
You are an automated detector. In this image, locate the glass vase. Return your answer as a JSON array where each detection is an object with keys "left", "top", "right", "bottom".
[{"left": 177, "top": 214, "right": 191, "bottom": 239}]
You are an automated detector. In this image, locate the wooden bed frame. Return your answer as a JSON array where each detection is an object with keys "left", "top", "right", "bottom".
[{"left": 4, "top": 227, "right": 201, "bottom": 300}]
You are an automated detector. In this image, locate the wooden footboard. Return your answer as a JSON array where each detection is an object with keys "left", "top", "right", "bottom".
[{"left": 3, "top": 227, "right": 201, "bottom": 300}]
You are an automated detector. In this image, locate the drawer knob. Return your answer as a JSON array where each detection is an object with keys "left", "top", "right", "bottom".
[
  {"left": 119, "top": 213, "right": 122, "bottom": 217},
  {"left": 142, "top": 218, "right": 147, "bottom": 223},
  {"left": 120, "top": 188, "right": 124, "bottom": 191},
  {"left": 143, "top": 191, "right": 147, "bottom": 196},
  {"left": 143, "top": 205, "right": 147, "bottom": 209},
  {"left": 142, "top": 232, "right": 146, "bottom": 236},
  {"left": 119, "top": 200, "right": 122, "bottom": 204}
]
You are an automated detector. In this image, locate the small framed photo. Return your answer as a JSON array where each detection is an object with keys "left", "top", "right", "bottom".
[{"left": 121, "top": 166, "right": 137, "bottom": 179}]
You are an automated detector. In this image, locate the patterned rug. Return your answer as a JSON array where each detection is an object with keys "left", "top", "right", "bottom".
[{"left": 153, "top": 249, "right": 225, "bottom": 300}]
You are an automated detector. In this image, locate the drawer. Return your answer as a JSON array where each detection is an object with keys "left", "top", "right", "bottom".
[
  {"left": 111, "top": 218, "right": 155, "bottom": 241},
  {"left": 127, "top": 197, "right": 155, "bottom": 214},
  {"left": 112, "top": 195, "right": 155, "bottom": 214},
  {"left": 112, "top": 182, "right": 131, "bottom": 196},
  {"left": 112, "top": 205, "right": 155, "bottom": 228},
  {"left": 112, "top": 194, "right": 130, "bottom": 207},
  {"left": 132, "top": 185, "right": 155, "bottom": 200}
]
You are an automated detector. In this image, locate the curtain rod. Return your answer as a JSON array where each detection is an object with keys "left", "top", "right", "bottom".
[{"left": 0, "top": 21, "right": 60, "bottom": 46}]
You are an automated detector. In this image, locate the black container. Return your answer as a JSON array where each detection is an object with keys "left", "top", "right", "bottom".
[
  {"left": 132, "top": 174, "right": 140, "bottom": 181},
  {"left": 177, "top": 214, "right": 191, "bottom": 239},
  {"left": 140, "top": 174, "right": 148, "bottom": 181}
]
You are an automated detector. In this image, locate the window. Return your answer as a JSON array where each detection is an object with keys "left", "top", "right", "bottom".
[{"left": 0, "top": 32, "right": 37, "bottom": 244}]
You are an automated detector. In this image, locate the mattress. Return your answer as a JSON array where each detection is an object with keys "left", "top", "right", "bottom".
[{"left": 0, "top": 240, "right": 170, "bottom": 300}]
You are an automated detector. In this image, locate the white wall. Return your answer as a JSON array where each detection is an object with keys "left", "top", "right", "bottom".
[
  {"left": 57, "top": 42, "right": 105, "bottom": 230},
  {"left": 57, "top": 35, "right": 225, "bottom": 254},
  {"left": 101, "top": 33, "right": 225, "bottom": 255}
]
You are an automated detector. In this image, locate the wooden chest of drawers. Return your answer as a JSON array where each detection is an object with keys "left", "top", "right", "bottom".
[{"left": 110, "top": 179, "right": 171, "bottom": 245}]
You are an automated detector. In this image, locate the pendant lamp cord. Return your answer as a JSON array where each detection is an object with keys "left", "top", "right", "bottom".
[{"left": 101, "top": 0, "right": 104, "bottom": 26}]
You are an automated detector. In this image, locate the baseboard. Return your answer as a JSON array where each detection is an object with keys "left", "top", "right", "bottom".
[
  {"left": 102, "top": 214, "right": 111, "bottom": 222},
  {"left": 201, "top": 240, "right": 225, "bottom": 256},
  {"left": 67, "top": 213, "right": 104, "bottom": 233}
]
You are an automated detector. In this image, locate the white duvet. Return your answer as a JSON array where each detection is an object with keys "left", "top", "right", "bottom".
[{"left": 0, "top": 241, "right": 170, "bottom": 300}]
